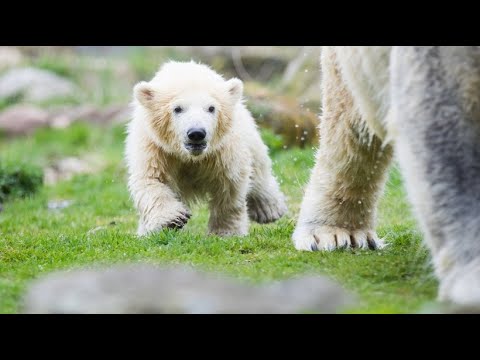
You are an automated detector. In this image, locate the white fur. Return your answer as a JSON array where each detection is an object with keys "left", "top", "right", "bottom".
[
  {"left": 293, "top": 47, "right": 392, "bottom": 253},
  {"left": 335, "top": 46, "right": 392, "bottom": 140},
  {"left": 126, "top": 61, "right": 287, "bottom": 237},
  {"left": 294, "top": 46, "right": 480, "bottom": 307}
]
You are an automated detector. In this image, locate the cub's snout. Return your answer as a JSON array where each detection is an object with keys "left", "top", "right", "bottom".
[
  {"left": 187, "top": 128, "right": 206, "bottom": 142},
  {"left": 185, "top": 127, "right": 207, "bottom": 155}
]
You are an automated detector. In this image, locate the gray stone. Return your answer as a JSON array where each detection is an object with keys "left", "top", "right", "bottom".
[
  {"left": 245, "top": 84, "right": 319, "bottom": 147},
  {"left": 0, "top": 105, "right": 49, "bottom": 136},
  {"left": 43, "top": 155, "right": 104, "bottom": 185},
  {"left": 22, "top": 264, "right": 353, "bottom": 314},
  {"left": 0, "top": 103, "right": 131, "bottom": 138},
  {"left": 47, "top": 200, "right": 73, "bottom": 210},
  {"left": 0, "top": 67, "right": 78, "bottom": 102},
  {"left": 0, "top": 47, "right": 24, "bottom": 70},
  {"left": 49, "top": 104, "right": 131, "bottom": 129}
]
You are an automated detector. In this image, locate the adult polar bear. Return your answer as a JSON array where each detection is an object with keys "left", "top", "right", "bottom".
[{"left": 293, "top": 46, "right": 480, "bottom": 305}]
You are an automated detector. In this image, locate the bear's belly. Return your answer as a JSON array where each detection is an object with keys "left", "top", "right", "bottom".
[
  {"left": 168, "top": 164, "right": 220, "bottom": 203},
  {"left": 334, "top": 46, "right": 392, "bottom": 139}
]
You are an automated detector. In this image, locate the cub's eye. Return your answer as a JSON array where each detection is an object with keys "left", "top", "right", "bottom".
[
  {"left": 174, "top": 106, "right": 183, "bottom": 114},
  {"left": 208, "top": 106, "right": 215, "bottom": 113}
]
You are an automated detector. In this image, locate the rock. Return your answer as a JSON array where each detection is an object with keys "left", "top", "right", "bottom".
[
  {"left": 100, "top": 104, "right": 131, "bottom": 124},
  {"left": 0, "top": 67, "right": 78, "bottom": 102},
  {"left": 141, "top": 46, "right": 298, "bottom": 81},
  {"left": 300, "top": 77, "right": 322, "bottom": 109},
  {"left": 49, "top": 104, "right": 131, "bottom": 129},
  {"left": 22, "top": 264, "right": 353, "bottom": 314},
  {"left": 44, "top": 155, "right": 104, "bottom": 185},
  {"left": 73, "top": 104, "right": 130, "bottom": 125},
  {"left": 48, "top": 114, "right": 72, "bottom": 129},
  {"left": 157, "top": 46, "right": 298, "bottom": 60},
  {"left": 15, "top": 46, "right": 74, "bottom": 58},
  {"left": 72, "top": 46, "right": 132, "bottom": 56},
  {"left": 0, "top": 105, "right": 49, "bottom": 136},
  {"left": 245, "top": 83, "right": 319, "bottom": 147},
  {"left": 279, "top": 47, "right": 321, "bottom": 96},
  {"left": 0, "top": 103, "right": 131, "bottom": 138},
  {"left": 0, "top": 47, "right": 24, "bottom": 70},
  {"left": 47, "top": 200, "right": 73, "bottom": 210}
]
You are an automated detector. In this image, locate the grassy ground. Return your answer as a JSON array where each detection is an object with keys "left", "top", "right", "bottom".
[{"left": 0, "top": 122, "right": 437, "bottom": 313}]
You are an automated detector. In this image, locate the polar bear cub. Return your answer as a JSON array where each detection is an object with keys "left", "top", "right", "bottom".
[{"left": 125, "top": 61, "right": 287, "bottom": 237}]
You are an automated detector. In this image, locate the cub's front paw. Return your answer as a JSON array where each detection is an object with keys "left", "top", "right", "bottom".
[
  {"left": 164, "top": 210, "right": 192, "bottom": 229},
  {"left": 137, "top": 204, "right": 191, "bottom": 236},
  {"left": 292, "top": 225, "right": 385, "bottom": 251}
]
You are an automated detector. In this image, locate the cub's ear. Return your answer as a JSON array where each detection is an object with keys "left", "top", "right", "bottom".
[
  {"left": 226, "top": 78, "right": 243, "bottom": 104},
  {"left": 134, "top": 81, "right": 156, "bottom": 108}
]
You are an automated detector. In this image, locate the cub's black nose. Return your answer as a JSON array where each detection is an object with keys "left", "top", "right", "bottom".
[{"left": 187, "top": 128, "right": 206, "bottom": 142}]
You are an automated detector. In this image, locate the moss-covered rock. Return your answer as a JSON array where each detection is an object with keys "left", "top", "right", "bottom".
[{"left": 245, "top": 82, "right": 319, "bottom": 148}]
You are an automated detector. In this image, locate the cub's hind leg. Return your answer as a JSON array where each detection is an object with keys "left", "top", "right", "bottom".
[{"left": 246, "top": 130, "right": 288, "bottom": 224}]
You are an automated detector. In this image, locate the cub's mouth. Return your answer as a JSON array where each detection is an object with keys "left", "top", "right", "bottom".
[{"left": 185, "top": 142, "right": 207, "bottom": 155}]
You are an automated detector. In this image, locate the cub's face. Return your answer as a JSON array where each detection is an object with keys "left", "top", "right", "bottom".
[
  {"left": 169, "top": 92, "right": 221, "bottom": 156},
  {"left": 133, "top": 62, "right": 243, "bottom": 160}
]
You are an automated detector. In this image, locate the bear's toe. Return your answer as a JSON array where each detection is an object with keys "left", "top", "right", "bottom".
[
  {"left": 138, "top": 208, "right": 191, "bottom": 235},
  {"left": 165, "top": 211, "right": 191, "bottom": 229},
  {"left": 293, "top": 225, "right": 386, "bottom": 251}
]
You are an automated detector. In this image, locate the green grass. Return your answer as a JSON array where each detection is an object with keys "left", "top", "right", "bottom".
[
  {"left": 0, "top": 124, "right": 437, "bottom": 313},
  {"left": 0, "top": 161, "right": 43, "bottom": 204}
]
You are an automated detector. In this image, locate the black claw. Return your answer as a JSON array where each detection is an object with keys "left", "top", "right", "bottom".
[
  {"left": 166, "top": 218, "right": 187, "bottom": 229},
  {"left": 350, "top": 235, "right": 357, "bottom": 248},
  {"left": 166, "top": 210, "right": 192, "bottom": 230},
  {"left": 166, "top": 222, "right": 179, "bottom": 229},
  {"left": 310, "top": 243, "right": 318, "bottom": 251},
  {"left": 367, "top": 237, "right": 378, "bottom": 250}
]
